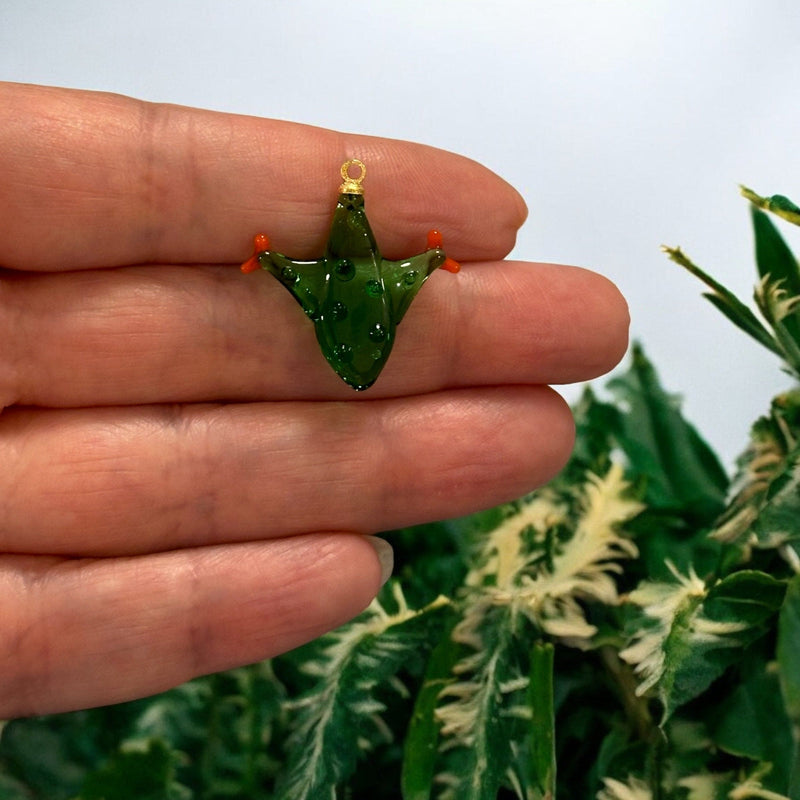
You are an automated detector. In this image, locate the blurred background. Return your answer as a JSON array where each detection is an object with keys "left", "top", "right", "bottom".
[{"left": 2, "top": 0, "right": 799, "bottom": 467}]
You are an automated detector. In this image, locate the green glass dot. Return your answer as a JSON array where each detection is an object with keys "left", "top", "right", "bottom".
[
  {"left": 365, "top": 279, "right": 384, "bottom": 297},
  {"left": 333, "top": 343, "right": 354, "bottom": 363},
  {"left": 329, "top": 301, "right": 348, "bottom": 321},
  {"left": 334, "top": 258, "right": 355, "bottom": 281},
  {"left": 280, "top": 265, "right": 297, "bottom": 284},
  {"left": 302, "top": 290, "right": 320, "bottom": 320},
  {"left": 403, "top": 270, "right": 418, "bottom": 286},
  {"left": 368, "top": 323, "right": 387, "bottom": 343}
]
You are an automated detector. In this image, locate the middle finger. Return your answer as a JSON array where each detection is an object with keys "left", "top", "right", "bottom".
[{"left": 1, "top": 260, "right": 627, "bottom": 407}]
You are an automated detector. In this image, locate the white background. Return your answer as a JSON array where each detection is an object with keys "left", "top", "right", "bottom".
[{"left": 3, "top": 1, "right": 799, "bottom": 467}]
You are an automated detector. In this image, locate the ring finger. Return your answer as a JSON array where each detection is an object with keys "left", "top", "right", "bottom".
[{"left": 0, "top": 385, "right": 574, "bottom": 556}]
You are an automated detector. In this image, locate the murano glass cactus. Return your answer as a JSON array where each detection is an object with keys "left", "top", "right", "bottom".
[{"left": 241, "top": 159, "right": 460, "bottom": 390}]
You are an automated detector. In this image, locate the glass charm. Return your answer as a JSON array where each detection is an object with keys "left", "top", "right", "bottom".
[{"left": 241, "top": 160, "right": 460, "bottom": 390}]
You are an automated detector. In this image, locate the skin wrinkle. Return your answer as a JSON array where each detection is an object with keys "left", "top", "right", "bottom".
[
  {"left": 41, "top": 558, "right": 156, "bottom": 709},
  {"left": 178, "top": 103, "right": 338, "bottom": 263},
  {"left": 0, "top": 556, "right": 70, "bottom": 715},
  {"left": 398, "top": 394, "right": 498, "bottom": 503},
  {"left": 18, "top": 407, "right": 187, "bottom": 551},
  {"left": 0, "top": 272, "right": 25, "bottom": 409},
  {"left": 349, "top": 398, "right": 397, "bottom": 534},
  {"left": 169, "top": 403, "right": 235, "bottom": 548},
  {"left": 135, "top": 100, "right": 189, "bottom": 264},
  {"left": 50, "top": 97, "right": 131, "bottom": 258},
  {"left": 438, "top": 269, "right": 486, "bottom": 390},
  {"left": 244, "top": 534, "right": 379, "bottom": 645},
  {"left": 0, "top": 419, "right": 40, "bottom": 548},
  {"left": 235, "top": 401, "right": 369, "bottom": 532},
  {"left": 182, "top": 552, "right": 211, "bottom": 681},
  {"left": 44, "top": 441, "right": 155, "bottom": 538}
]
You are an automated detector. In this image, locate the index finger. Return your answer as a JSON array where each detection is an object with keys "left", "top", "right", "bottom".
[{"left": 0, "top": 82, "right": 527, "bottom": 271}]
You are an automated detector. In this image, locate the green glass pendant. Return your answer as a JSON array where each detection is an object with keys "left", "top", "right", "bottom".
[{"left": 241, "top": 160, "right": 460, "bottom": 390}]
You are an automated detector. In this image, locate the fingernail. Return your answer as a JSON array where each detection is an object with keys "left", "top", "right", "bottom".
[{"left": 364, "top": 536, "right": 394, "bottom": 587}]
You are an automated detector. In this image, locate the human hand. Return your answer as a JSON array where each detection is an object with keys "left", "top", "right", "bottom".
[{"left": 0, "top": 82, "right": 628, "bottom": 717}]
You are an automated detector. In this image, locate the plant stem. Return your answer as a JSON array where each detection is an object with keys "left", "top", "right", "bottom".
[{"left": 598, "top": 646, "right": 657, "bottom": 744}]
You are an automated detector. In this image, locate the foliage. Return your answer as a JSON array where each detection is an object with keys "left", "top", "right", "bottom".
[{"left": 3, "top": 188, "right": 800, "bottom": 798}]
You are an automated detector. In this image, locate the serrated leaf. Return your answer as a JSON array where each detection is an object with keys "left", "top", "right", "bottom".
[
  {"left": 751, "top": 451, "right": 800, "bottom": 548},
  {"left": 276, "top": 585, "right": 448, "bottom": 800},
  {"left": 567, "top": 385, "right": 625, "bottom": 476},
  {"left": 714, "top": 391, "right": 800, "bottom": 550},
  {"left": 741, "top": 185, "right": 800, "bottom": 226},
  {"left": 621, "top": 569, "right": 786, "bottom": 723},
  {"left": 431, "top": 464, "right": 640, "bottom": 798},
  {"left": 751, "top": 207, "right": 800, "bottom": 295},
  {"left": 663, "top": 245, "right": 781, "bottom": 357},
  {"left": 607, "top": 344, "right": 728, "bottom": 519},
  {"left": 754, "top": 277, "right": 800, "bottom": 377},
  {"left": 751, "top": 205, "right": 800, "bottom": 372},
  {"left": 434, "top": 606, "right": 531, "bottom": 800},
  {"left": 462, "top": 463, "right": 640, "bottom": 648}
]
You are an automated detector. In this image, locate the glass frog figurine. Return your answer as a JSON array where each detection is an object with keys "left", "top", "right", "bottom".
[{"left": 241, "top": 159, "right": 460, "bottom": 390}]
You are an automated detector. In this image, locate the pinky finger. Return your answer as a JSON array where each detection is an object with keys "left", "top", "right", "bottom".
[{"left": 1, "top": 534, "right": 390, "bottom": 717}]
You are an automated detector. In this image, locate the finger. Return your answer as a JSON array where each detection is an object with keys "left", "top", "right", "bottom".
[
  {"left": 0, "top": 534, "right": 387, "bottom": 717},
  {"left": 1, "top": 260, "right": 628, "bottom": 408},
  {"left": 0, "top": 82, "right": 526, "bottom": 271},
  {"left": 0, "top": 386, "right": 574, "bottom": 556}
]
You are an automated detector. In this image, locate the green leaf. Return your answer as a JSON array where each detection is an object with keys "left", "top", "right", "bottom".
[
  {"left": 525, "top": 642, "right": 556, "bottom": 799},
  {"left": 754, "top": 277, "right": 800, "bottom": 377},
  {"left": 663, "top": 245, "right": 781, "bottom": 357},
  {"left": 401, "top": 627, "right": 462, "bottom": 800},
  {"left": 607, "top": 344, "right": 729, "bottom": 519},
  {"left": 778, "top": 585, "right": 799, "bottom": 800},
  {"left": 434, "top": 606, "right": 532, "bottom": 800},
  {"left": 711, "top": 659, "right": 794, "bottom": 794},
  {"left": 714, "top": 391, "right": 800, "bottom": 550},
  {"left": 751, "top": 206, "right": 800, "bottom": 294},
  {"left": 703, "top": 291, "right": 783, "bottom": 356},
  {"left": 751, "top": 450, "right": 800, "bottom": 548},
  {"left": 567, "top": 386, "right": 624, "bottom": 477},
  {"left": 751, "top": 205, "right": 800, "bottom": 372},
  {"left": 742, "top": 184, "right": 800, "bottom": 227},
  {"left": 78, "top": 739, "right": 188, "bottom": 800},
  {"left": 0, "top": 771, "right": 34, "bottom": 800},
  {"left": 778, "top": 574, "right": 800, "bottom": 724},
  {"left": 621, "top": 569, "right": 786, "bottom": 723},
  {"left": 276, "top": 586, "right": 448, "bottom": 800},
  {"left": 0, "top": 716, "right": 92, "bottom": 800},
  {"left": 703, "top": 570, "right": 787, "bottom": 628}
]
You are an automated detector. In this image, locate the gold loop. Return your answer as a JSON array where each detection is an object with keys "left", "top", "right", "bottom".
[{"left": 339, "top": 159, "right": 366, "bottom": 194}]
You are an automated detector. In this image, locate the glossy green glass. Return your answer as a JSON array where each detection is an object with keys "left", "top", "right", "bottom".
[{"left": 243, "top": 161, "right": 458, "bottom": 390}]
